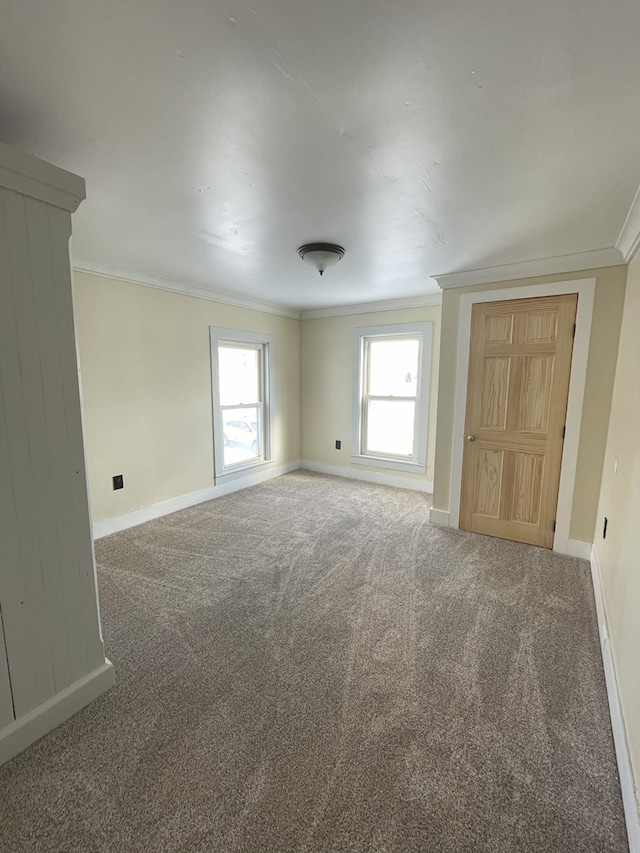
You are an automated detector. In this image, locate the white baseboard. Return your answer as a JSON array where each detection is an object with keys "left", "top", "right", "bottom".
[
  {"left": 424, "top": 518, "right": 593, "bottom": 559},
  {"left": 0, "top": 659, "right": 115, "bottom": 767},
  {"left": 300, "top": 460, "right": 433, "bottom": 493},
  {"left": 93, "top": 460, "right": 300, "bottom": 538},
  {"left": 590, "top": 547, "right": 640, "bottom": 853},
  {"left": 429, "top": 508, "right": 451, "bottom": 527},
  {"left": 566, "top": 539, "right": 593, "bottom": 560}
]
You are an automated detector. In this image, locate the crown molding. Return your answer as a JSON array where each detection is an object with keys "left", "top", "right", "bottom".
[
  {"left": 0, "top": 141, "right": 85, "bottom": 213},
  {"left": 71, "top": 259, "right": 301, "bottom": 319},
  {"left": 73, "top": 260, "right": 443, "bottom": 321},
  {"left": 433, "top": 247, "right": 624, "bottom": 290},
  {"left": 616, "top": 183, "right": 640, "bottom": 263},
  {"left": 300, "top": 293, "right": 441, "bottom": 320}
]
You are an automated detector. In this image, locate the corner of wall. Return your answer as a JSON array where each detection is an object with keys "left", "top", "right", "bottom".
[{"left": 590, "top": 545, "right": 640, "bottom": 852}]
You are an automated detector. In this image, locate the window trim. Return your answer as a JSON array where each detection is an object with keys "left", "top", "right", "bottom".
[
  {"left": 351, "top": 322, "right": 432, "bottom": 474},
  {"left": 210, "top": 327, "right": 275, "bottom": 484}
]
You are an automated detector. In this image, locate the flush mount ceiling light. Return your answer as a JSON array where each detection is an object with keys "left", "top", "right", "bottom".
[{"left": 298, "top": 242, "right": 345, "bottom": 276}]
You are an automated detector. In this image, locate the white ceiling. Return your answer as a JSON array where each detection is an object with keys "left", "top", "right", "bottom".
[{"left": 1, "top": 0, "right": 640, "bottom": 310}]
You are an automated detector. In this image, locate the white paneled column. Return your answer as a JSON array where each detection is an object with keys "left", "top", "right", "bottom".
[{"left": 0, "top": 142, "right": 114, "bottom": 764}]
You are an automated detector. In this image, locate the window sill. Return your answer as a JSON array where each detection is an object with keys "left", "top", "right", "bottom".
[
  {"left": 215, "top": 458, "right": 275, "bottom": 485},
  {"left": 350, "top": 454, "right": 426, "bottom": 475}
]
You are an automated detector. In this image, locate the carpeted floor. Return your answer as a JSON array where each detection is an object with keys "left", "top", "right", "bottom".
[{"left": 0, "top": 471, "right": 628, "bottom": 852}]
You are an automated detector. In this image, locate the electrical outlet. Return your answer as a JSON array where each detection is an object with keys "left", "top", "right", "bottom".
[
  {"left": 113, "top": 474, "right": 124, "bottom": 490},
  {"left": 335, "top": 440, "right": 341, "bottom": 450}
]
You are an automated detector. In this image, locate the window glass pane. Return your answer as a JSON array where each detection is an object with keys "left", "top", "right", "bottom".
[
  {"left": 365, "top": 399, "right": 415, "bottom": 457},
  {"left": 219, "top": 346, "right": 260, "bottom": 406},
  {"left": 222, "top": 407, "right": 261, "bottom": 466},
  {"left": 367, "top": 338, "right": 419, "bottom": 396}
]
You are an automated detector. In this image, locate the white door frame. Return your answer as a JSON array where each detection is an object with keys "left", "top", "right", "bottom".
[{"left": 447, "top": 277, "right": 595, "bottom": 555}]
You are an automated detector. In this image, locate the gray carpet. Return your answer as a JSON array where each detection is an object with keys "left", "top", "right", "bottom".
[{"left": 0, "top": 471, "right": 628, "bottom": 852}]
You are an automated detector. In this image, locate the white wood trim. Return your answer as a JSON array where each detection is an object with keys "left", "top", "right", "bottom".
[
  {"left": 72, "top": 260, "right": 301, "bottom": 319},
  {"left": 300, "top": 460, "right": 433, "bottom": 493},
  {"left": 350, "top": 454, "right": 426, "bottom": 475},
  {"left": 447, "top": 278, "right": 595, "bottom": 556},
  {"left": 93, "top": 461, "right": 300, "bottom": 539},
  {"left": 73, "top": 261, "right": 445, "bottom": 321},
  {"left": 566, "top": 539, "right": 593, "bottom": 560},
  {"left": 0, "top": 142, "right": 110, "bottom": 768},
  {"left": 1, "top": 189, "right": 57, "bottom": 710},
  {"left": 351, "top": 322, "right": 433, "bottom": 474},
  {"left": 616, "top": 183, "right": 640, "bottom": 263},
  {"left": 209, "top": 327, "right": 275, "bottom": 485},
  {"left": 0, "top": 142, "right": 85, "bottom": 213},
  {"left": 0, "top": 660, "right": 115, "bottom": 767},
  {"left": 553, "top": 285, "right": 595, "bottom": 553},
  {"left": 429, "top": 508, "right": 450, "bottom": 526},
  {"left": 301, "top": 293, "right": 441, "bottom": 319},
  {"left": 590, "top": 547, "right": 640, "bottom": 853},
  {"left": 433, "top": 249, "right": 623, "bottom": 289}
]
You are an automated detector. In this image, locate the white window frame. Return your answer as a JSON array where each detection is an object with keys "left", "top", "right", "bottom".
[
  {"left": 210, "top": 327, "right": 275, "bottom": 484},
  {"left": 351, "top": 322, "right": 432, "bottom": 473}
]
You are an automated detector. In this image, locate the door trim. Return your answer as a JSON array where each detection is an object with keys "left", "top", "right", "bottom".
[{"left": 448, "top": 277, "right": 596, "bottom": 554}]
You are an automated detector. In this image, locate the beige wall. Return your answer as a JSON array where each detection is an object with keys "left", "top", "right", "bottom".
[
  {"left": 595, "top": 251, "right": 640, "bottom": 797},
  {"left": 300, "top": 305, "right": 441, "bottom": 485},
  {"left": 431, "top": 266, "right": 627, "bottom": 543},
  {"left": 73, "top": 272, "right": 300, "bottom": 523}
]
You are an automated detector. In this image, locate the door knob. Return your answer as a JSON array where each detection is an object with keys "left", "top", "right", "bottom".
[{"left": 466, "top": 434, "right": 477, "bottom": 441}]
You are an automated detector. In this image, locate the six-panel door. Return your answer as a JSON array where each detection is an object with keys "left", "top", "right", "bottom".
[{"left": 459, "top": 294, "right": 577, "bottom": 548}]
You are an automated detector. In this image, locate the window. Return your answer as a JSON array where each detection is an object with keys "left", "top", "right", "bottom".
[
  {"left": 210, "top": 328, "right": 274, "bottom": 481},
  {"left": 352, "top": 323, "right": 432, "bottom": 473}
]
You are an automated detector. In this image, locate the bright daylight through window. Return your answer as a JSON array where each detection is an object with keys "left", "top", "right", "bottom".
[
  {"left": 219, "top": 344, "right": 263, "bottom": 466},
  {"left": 352, "top": 323, "right": 432, "bottom": 473},
  {"left": 210, "top": 328, "right": 273, "bottom": 481}
]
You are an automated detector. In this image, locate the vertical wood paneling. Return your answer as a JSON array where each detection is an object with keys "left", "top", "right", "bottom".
[
  {"left": 48, "top": 206, "right": 105, "bottom": 668},
  {"left": 26, "top": 197, "right": 88, "bottom": 684},
  {"left": 0, "top": 389, "right": 22, "bottom": 725},
  {"left": 0, "top": 188, "right": 56, "bottom": 713},
  {"left": 0, "top": 175, "right": 106, "bottom": 727},
  {"left": 0, "top": 608, "right": 14, "bottom": 727},
  {"left": 0, "top": 192, "right": 40, "bottom": 716},
  {"left": 0, "top": 146, "right": 111, "bottom": 759},
  {"left": 19, "top": 196, "right": 73, "bottom": 692}
]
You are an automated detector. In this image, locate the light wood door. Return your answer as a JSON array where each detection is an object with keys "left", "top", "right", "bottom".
[{"left": 459, "top": 294, "right": 577, "bottom": 548}]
